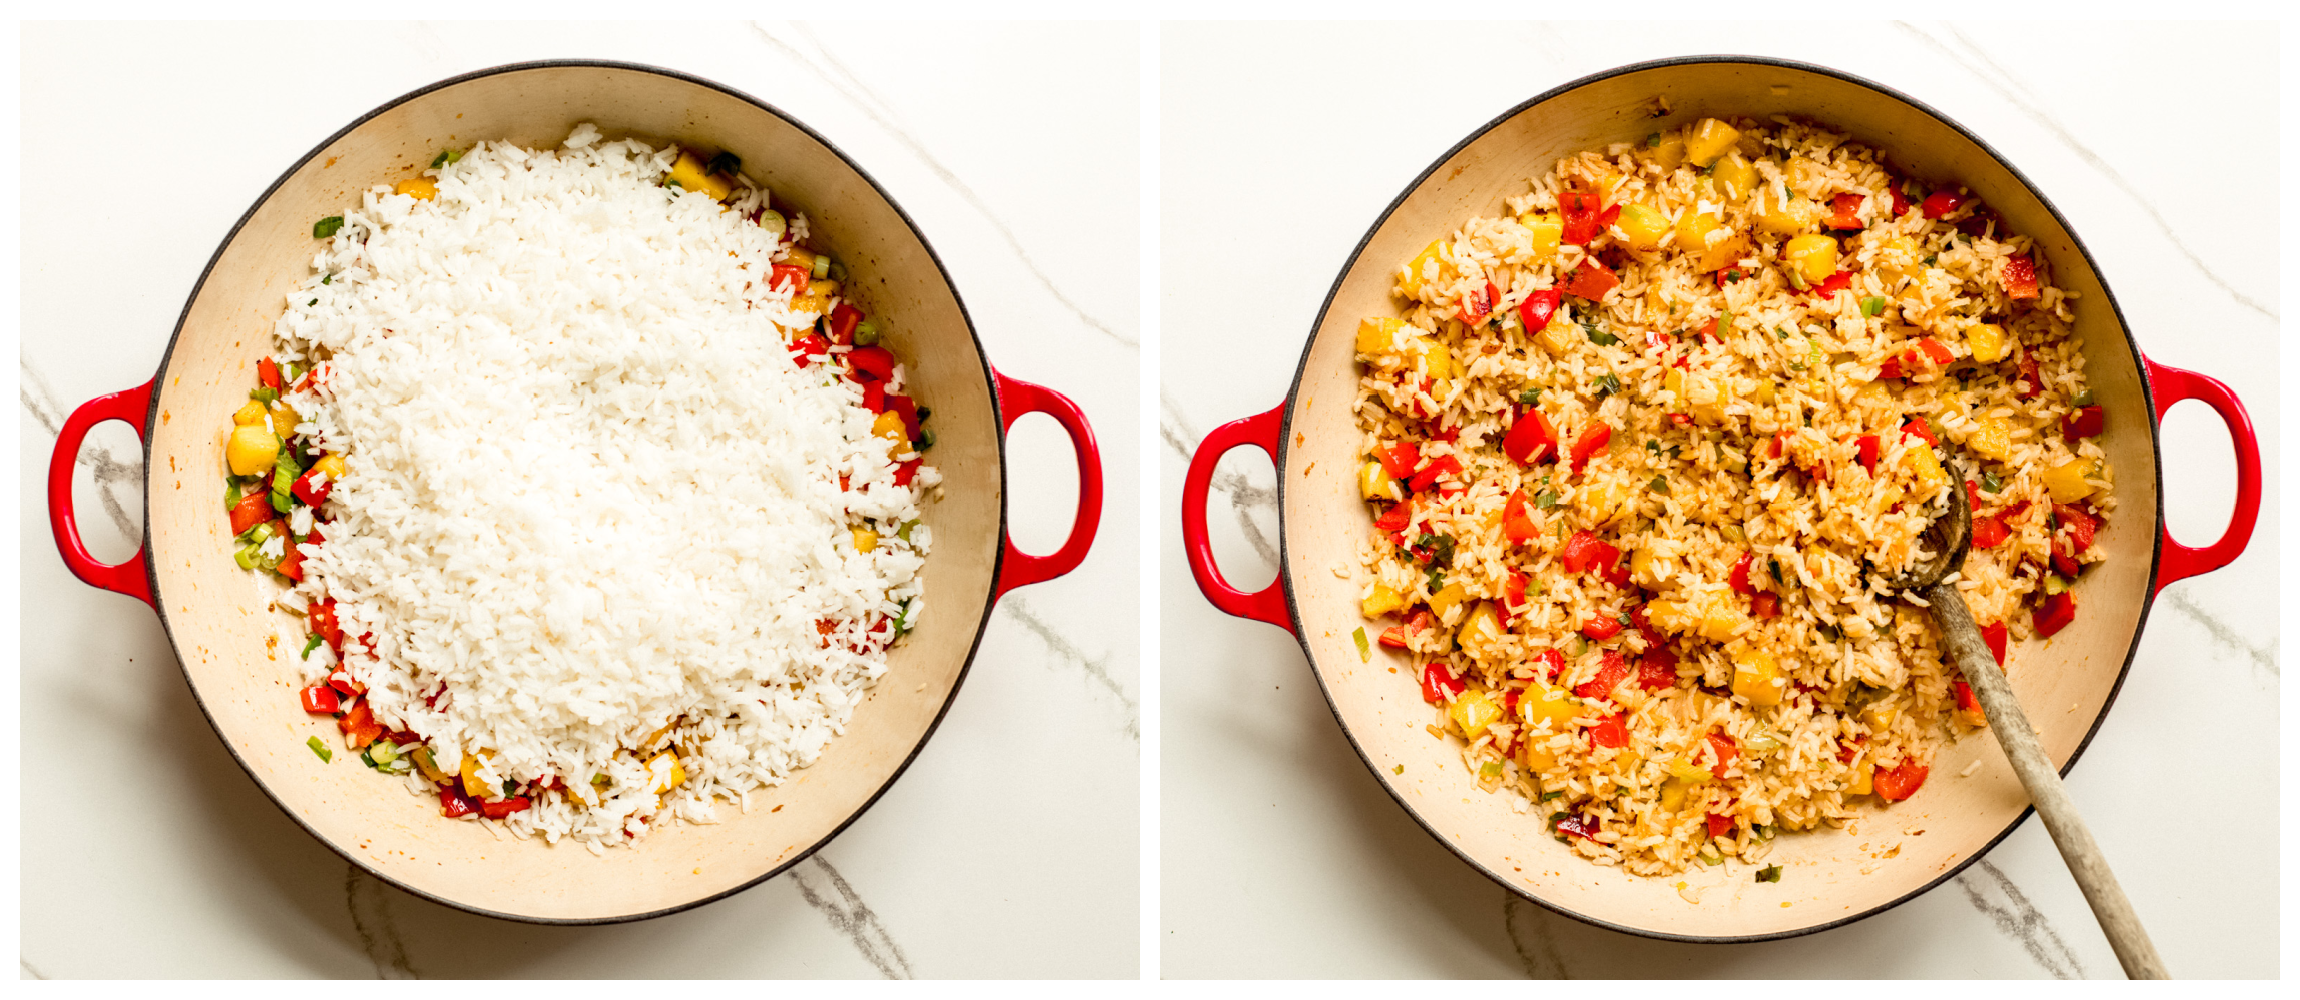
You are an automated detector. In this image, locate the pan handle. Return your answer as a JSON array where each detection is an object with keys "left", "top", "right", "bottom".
[
  {"left": 2146, "top": 358, "right": 2260, "bottom": 596},
  {"left": 991, "top": 370, "right": 1103, "bottom": 601},
  {"left": 48, "top": 380, "right": 156, "bottom": 609},
  {"left": 1181, "top": 404, "right": 1292, "bottom": 632}
]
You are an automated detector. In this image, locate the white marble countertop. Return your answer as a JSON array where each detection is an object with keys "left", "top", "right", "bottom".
[
  {"left": 20, "top": 21, "right": 1139, "bottom": 978},
  {"left": 1157, "top": 21, "right": 2278, "bottom": 978}
]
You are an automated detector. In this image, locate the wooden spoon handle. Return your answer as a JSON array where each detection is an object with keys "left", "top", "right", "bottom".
[{"left": 1927, "top": 581, "right": 2169, "bottom": 979}]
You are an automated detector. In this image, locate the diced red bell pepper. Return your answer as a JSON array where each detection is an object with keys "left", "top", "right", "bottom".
[
  {"left": 1376, "top": 626, "right": 1409, "bottom": 649},
  {"left": 789, "top": 333, "right": 830, "bottom": 367},
  {"left": 229, "top": 490, "right": 275, "bottom": 536},
  {"left": 1568, "top": 423, "right": 1611, "bottom": 473},
  {"left": 291, "top": 466, "right": 333, "bottom": 508},
  {"left": 327, "top": 669, "right": 362, "bottom": 696},
  {"left": 2016, "top": 350, "right": 2042, "bottom": 399},
  {"left": 1532, "top": 647, "right": 1565, "bottom": 681},
  {"left": 299, "top": 685, "right": 340, "bottom": 714},
  {"left": 1459, "top": 280, "right": 1498, "bottom": 325},
  {"left": 480, "top": 796, "right": 533, "bottom": 820},
  {"left": 1920, "top": 188, "right": 1968, "bottom": 220},
  {"left": 1826, "top": 193, "right": 1865, "bottom": 230},
  {"left": 1502, "top": 490, "right": 1539, "bottom": 545},
  {"left": 1516, "top": 288, "right": 1562, "bottom": 333},
  {"left": 1503, "top": 407, "right": 1558, "bottom": 466},
  {"left": 338, "top": 700, "right": 383, "bottom": 750},
  {"left": 1750, "top": 592, "right": 1780, "bottom": 619},
  {"left": 1856, "top": 434, "right": 1882, "bottom": 476},
  {"left": 1706, "top": 813, "right": 1735, "bottom": 839},
  {"left": 1706, "top": 731, "right": 1740, "bottom": 779},
  {"left": 1971, "top": 515, "right": 2010, "bottom": 549},
  {"left": 1560, "top": 262, "right": 1619, "bottom": 301},
  {"left": 1634, "top": 644, "right": 1677, "bottom": 690},
  {"left": 1587, "top": 713, "right": 1629, "bottom": 750},
  {"left": 2034, "top": 591, "right": 2077, "bottom": 638},
  {"left": 1981, "top": 621, "right": 2009, "bottom": 666},
  {"left": 860, "top": 381, "right": 887, "bottom": 414},
  {"left": 1887, "top": 181, "right": 1911, "bottom": 218},
  {"left": 1372, "top": 501, "right": 1412, "bottom": 532},
  {"left": 770, "top": 263, "right": 811, "bottom": 294},
  {"left": 1809, "top": 270, "right": 1853, "bottom": 300},
  {"left": 1559, "top": 188, "right": 1605, "bottom": 245},
  {"left": 1917, "top": 338, "right": 1954, "bottom": 365},
  {"left": 2054, "top": 503, "right": 2098, "bottom": 554},
  {"left": 847, "top": 345, "right": 896, "bottom": 381},
  {"left": 825, "top": 301, "right": 864, "bottom": 346},
  {"left": 1559, "top": 530, "right": 1612, "bottom": 574},
  {"left": 886, "top": 394, "right": 923, "bottom": 440},
  {"left": 1580, "top": 614, "right": 1624, "bottom": 643},
  {"left": 1954, "top": 681, "right": 1982, "bottom": 717},
  {"left": 1555, "top": 812, "right": 1601, "bottom": 841},
  {"left": 1728, "top": 551, "right": 1756, "bottom": 594},
  {"left": 1420, "top": 663, "right": 1467, "bottom": 704},
  {"left": 309, "top": 598, "right": 345, "bottom": 654},
  {"left": 1407, "top": 455, "right": 1462, "bottom": 494},
  {"left": 1574, "top": 650, "right": 1629, "bottom": 698},
  {"left": 257, "top": 357, "right": 282, "bottom": 391},
  {"left": 439, "top": 786, "right": 479, "bottom": 818},
  {"left": 1503, "top": 570, "right": 1529, "bottom": 612},
  {"left": 2002, "top": 254, "right": 2040, "bottom": 301},
  {"left": 2063, "top": 405, "right": 2104, "bottom": 440},
  {"left": 1375, "top": 442, "right": 1420, "bottom": 480},
  {"left": 273, "top": 535, "right": 306, "bottom": 582},
  {"left": 1900, "top": 417, "right": 1938, "bottom": 447},
  {"left": 1837, "top": 737, "right": 1863, "bottom": 764},
  {"left": 894, "top": 458, "right": 923, "bottom": 487},
  {"left": 1600, "top": 558, "right": 1631, "bottom": 590},
  {"left": 1878, "top": 357, "right": 1904, "bottom": 380},
  {"left": 1874, "top": 759, "right": 1930, "bottom": 802}
]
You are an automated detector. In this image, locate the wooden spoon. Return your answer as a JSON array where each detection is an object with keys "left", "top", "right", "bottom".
[{"left": 1885, "top": 454, "right": 2168, "bottom": 979}]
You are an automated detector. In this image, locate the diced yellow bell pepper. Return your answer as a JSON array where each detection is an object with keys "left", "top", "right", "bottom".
[
  {"left": 1681, "top": 370, "right": 1732, "bottom": 425},
  {"left": 1730, "top": 650, "right": 1782, "bottom": 706},
  {"left": 1684, "top": 118, "right": 1742, "bottom": 168},
  {"left": 1356, "top": 317, "right": 1410, "bottom": 355},
  {"left": 1518, "top": 213, "right": 1563, "bottom": 261},
  {"left": 1666, "top": 757, "right": 1714, "bottom": 785},
  {"left": 232, "top": 401, "right": 264, "bottom": 426},
  {"left": 1428, "top": 582, "right": 1469, "bottom": 621},
  {"left": 1967, "top": 322, "right": 2009, "bottom": 364},
  {"left": 852, "top": 527, "right": 879, "bottom": 552},
  {"left": 2043, "top": 458, "right": 2094, "bottom": 503},
  {"left": 667, "top": 149, "right": 735, "bottom": 201},
  {"left": 1359, "top": 460, "right": 1403, "bottom": 502},
  {"left": 226, "top": 425, "right": 280, "bottom": 476},
  {"left": 1630, "top": 547, "right": 1663, "bottom": 589},
  {"left": 1449, "top": 688, "right": 1504, "bottom": 740},
  {"left": 1458, "top": 601, "right": 1505, "bottom": 660},
  {"left": 1361, "top": 584, "right": 1406, "bottom": 619},
  {"left": 394, "top": 177, "right": 438, "bottom": 201},
  {"left": 1969, "top": 418, "right": 2012, "bottom": 461},
  {"left": 1580, "top": 477, "right": 1632, "bottom": 527},
  {"left": 1783, "top": 234, "right": 1839, "bottom": 286},
  {"left": 1399, "top": 240, "right": 1451, "bottom": 300},
  {"left": 1616, "top": 203, "right": 1668, "bottom": 251},
  {"left": 1709, "top": 152, "right": 1757, "bottom": 202}
]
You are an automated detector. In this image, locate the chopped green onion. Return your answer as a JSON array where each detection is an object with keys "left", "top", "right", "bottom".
[
  {"left": 1571, "top": 636, "right": 1589, "bottom": 657},
  {"left": 1720, "top": 525, "right": 1744, "bottom": 544},
  {"left": 301, "top": 635, "right": 326, "bottom": 659},
  {"left": 1860, "top": 296, "right": 1887, "bottom": 317},
  {"left": 1585, "top": 324, "right": 1619, "bottom": 347},
  {"left": 1981, "top": 471, "right": 2005, "bottom": 493},
  {"left": 1353, "top": 627, "right": 1371, "bottom": 662},
  {"left": 811, "top": 255, "right": 832, "bottom": 280},
  {"left": 226, "top": 480, "right": 243, "bottom": 507},
  {"left": 2044, "top": 574, "right": 2069, "bottom": 596},
  {"left": 1541, "top": 790, "right": 1564, "bottom": 802},
  {"left": 321, "top": 273, "right": 332, "bottom": 285},
  {"left": 1645, "top": 132, "right": 1661, "bottom": 148},
  {"left": 233, "top": 543, "right": 261, "bottom": 570},
  {"left": 1769, "top": 558, "right": 1785, "bottom": 585},
  {"left": 1534, "top": 490, "right": 1559, "bottom": 509},
  {"left": 1717, "top": 309, "right": 1733, "bottom": 335},
  {"left": 249, "top": 387, "right": 278, "bottom": 404},
  {"left": 2073, "top": 388, "right": 2094, "bottom": 407},
  {"left": 1518, "top": 388, "right": 1541, "bottom": 406},
  {"left": 664, "top": 177, "right": 685, "bottom": 190},
  {"left": 313, "top": 216, "right": 344, "bottom": 239},
  {"left": 897, "top": 518, "right": 921, "bottom": 542},
  {"left": 308, "top": 298, "right": 318, "bottom": 307},
  {"left": 893, "top": 598, "right": 919, "bottom": 635},
  {"left": 502, "top": 778, "right": 517, "bottom": 797},
  {"left": 1594, "top": 373, "right": 1621, "bottom": 397},
  {"left": 918, "top": 428, "right": 936, "bottom": 451},
  {"left": 1700, "top": 850, "right": 1724, "bottom": 867},
  {"left": 1755, "top": 823, "right": 1775, "bottom": 841},
  {"left": 706, "top": 151, "right": 741, "bottom": 176},
  {"left": 827, "top": 260, "right": 848, "bottom": 283},
  {"left": 1647, "top": 475, "right": 1670, "bottom": 495},
  {"left": 308, "top": 736, "right": 332, "bottom": 762},
  {"left": 916, "top": 406, "right": 932, "bottom": 421},
  {"left": 853, "top": 321, "right": 881, "bottom": 346},
  {"left": 1923, "top": 254, "right": 1938, "bottom": 266},
  {"left": 1756, "top": 865, "right": 1783, "bottom": 883}
]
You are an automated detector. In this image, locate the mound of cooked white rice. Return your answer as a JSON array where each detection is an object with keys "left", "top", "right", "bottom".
[
  {"left": 1353, "top": 117, "right": 2113, "bottom": 876},
  {"left": 274, "top": 124, "right": 937, "bottom": 846}
]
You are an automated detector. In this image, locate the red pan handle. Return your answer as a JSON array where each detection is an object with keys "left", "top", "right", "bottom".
[
  {"left": 48, "top": 381, "right": 156, "bottom": 609},
  {"left": 991, "top": 370, "right": 1103, "bottom": 601},
  {"left": 1181, "top": 404, "right": 1292, "bottom": 632},
  {"left": 2146, "top": 358, "right": 2260, "bottom": 596}
]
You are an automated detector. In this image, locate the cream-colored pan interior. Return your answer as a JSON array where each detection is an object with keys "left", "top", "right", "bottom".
[
  {"left": 1282, "top": 60, "right": 2153, "bottom": 938},
  {"left": 142, "top": 63, "right": 1001, "bottom": 922}
]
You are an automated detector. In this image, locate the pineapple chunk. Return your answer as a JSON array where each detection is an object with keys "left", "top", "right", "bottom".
[
  {"left": 851, "top": 527, "right": 879, "bottom": 553},
  {"left": 1708, "top": 152, "right": 1757, "bottom": 202},
  {"left": 2042, "top": 459, "right": 2094, "bottom": 503},
  {"left": 232, "top": 401, "right": 265, "bottom": 426},
  {"left": 1783, "top": 234, "right": 1838, "bottom": 286},
  {"left": 1967, "top": 322, "right": 2010, "bottom": 363},
  {"left": 1908, "top": 444, "right": 1949, "bottom": 488},
  {"left": 1683, "top": 118, "right": 1742, "bottom": 168},
  {"left": 1458, "top": 602, "right": 1505, "bottom": 661},
  {"left": 1518, "top": 213, "right": 1563, "bottom": 261},
  {"left": 1968, "top": 418, "right": 2013, "bottom": 461},
  {"left": 1642, "top": 132, "right": 1687, "bottom": 171},
  {"left": 1534, "top": 315, "right": 1575, "bottom": 356},
  {"left": 1360, "top": 584, "right": 1406, "bottom": 619},
  {"left": 1645, "top": 599, "right": 1699, "bottom": 635},
  {"left": 1730, "top": 650, "right": 1782, "bottom": 706},
  {"left": 226, "top": 425, "right": 280, "bottom": 476},
  {"left": 1580, "top": 478, "right": 1632, "bottom": 528},
  {"left": 393, "top": 177, "right": 438, "bottom": 201},
  {"left": 1848, "top": 759, "right": 1874, "bottom": 796},
  {"left": 647, "top": 751, "right": 687, "bottom": 793},
  {"left": 1859, "top": 701, "right": 1898, "bottom": 732},
  {"left": 668, "top": 149, "right": 735, "bottom": 201},
  {"left": 1616, "top": 203, "right": 1669, "bottom": 251},
  {"left": 1700, "top": 600, "right": 1750, "bottom": 644},
  {"left": 1518, "top": 683, "right": 1578, "bottom": 733},
  {"left": 1356, "top": 317, "right": 1411, "bottom": 356},
  {"left": 1757, "top": 189, "right": 1821, "bottom": 236},
  {"left": 792, "top": 279, "right": 839, "bottom": 316},
  {"left": 1428, "top": 582, "right": 1469, "bottom": 622},
  {"left": 1449, "top": 688, "right": 1504, "bottom": 740},
  {"left": 1359, "top": 460, "right": 1403, "bottom": 502},
  {"left": 1399, "top": 240, "right": 1451, "bottom": 299}
]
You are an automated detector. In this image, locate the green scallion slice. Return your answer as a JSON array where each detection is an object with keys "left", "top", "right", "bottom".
[
  {"left": 918, "top": 428, "right": 936, "bottom": 451},
  {"left": 1571, "top": 636, "right": 1589, "bottom": 657},
  {"left": 321, "top": 273, "right": 332, "bottom": 285},
  {"left": 827, "top": 260, "right": 848, "bottom": 283},
  {"left": 301, "top": 634, "right": 325, "bottom": 659},
  {"left": 233, "top": 543, "right": 261, "bottom": 570},
  {"left": 226, "top": 481, "right": 242, "bottom": 507},
  {"left": 1541, "top": 790, "right": 1563, "bottom": 802},
  {"left": 1860, "top": 296, "right": 1887, "bottom": 317},
  {"left": 852, "top": 321, "right": 881, "bottom": 346},
  {"left": 1353, "top": 627, "right": 1371, "bottom": 663},
  {"left": 917, "top": 406, "right": 932, "bottom": 421},
  {"left": 812, "top": 255, "right": 832, "bottom": 280},
  {"left": 249, "top": 387, "right": 278, "bottom": 404},
  {"left": 1645, "top": 132, "right": 1661, "bottom": 148},
  {"left": 897, "top": 518, "right": 921, "bottom": 542},
  {"left": 1982, "top": 471, "right": 2005, "bottom": 493},
  {"left": 1518, "top": 388, "right": 1541, "bottom": 406},
  {"left": 308, "top": 736, "right": 332, "bottom": 762},
  {"left": 1534, "top": 490, "right": 1559, "bottom": 509},
  {"left": 1756, "top": 865, "right": 1783, "bottom": 883},
  {"left": 1647, "top": 475, "right": 1670, "bottom": 495},
  {"left": 2073, "top": 388, "right": 2095, "bottom": 407},
  {"left": 313, "top": 216, "right": 344, "bottom": 239}
]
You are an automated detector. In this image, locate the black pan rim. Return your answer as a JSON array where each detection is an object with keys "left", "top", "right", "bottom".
[
  {"left": 135, "top": 57, "right": 1012, "bottom": 926},
  {"left": 1267, "top": 53, "right": 2163, "bottom": 945}
]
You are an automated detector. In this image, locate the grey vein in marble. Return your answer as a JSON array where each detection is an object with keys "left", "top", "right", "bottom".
[
  {"left": 22, "top": 359, "right": 144, "bottom": 541},
  {"left": 791, "top": 856, "right": 914, "bottom": 980},
  {"left": 346, "top": 866, "right": 420, "bottom": 979},
  {"left": 745, "top": 21, "right": 1135, "bottom": 349},
  {"left": 1161, "top": 394, "right": 1279, "bottom": 566},
  {"left": 1501, "top": 895, "right": 1574, "bottom": 979},
  {"left": 2161, "top": 587, "right": 2278, "bottom": 676},
  {"left": 999, "top": 593, "right": 1139, "bottom": 739},
  {"left": 1957, "top": 859, "right": 2086, "bottom": 979},
  {"left": 1895, "top": 22, "right": 2277, "bottom": 321}
]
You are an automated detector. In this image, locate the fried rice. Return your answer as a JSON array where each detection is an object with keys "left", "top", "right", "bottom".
[{"left": 1350, "top": 116, "right": 2115, "bottom": 876}]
